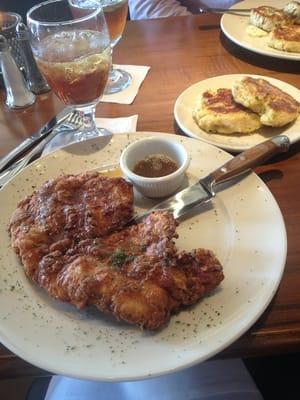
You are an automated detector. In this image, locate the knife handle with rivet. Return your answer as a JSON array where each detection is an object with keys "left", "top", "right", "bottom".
[{"left": 202, "top": 135, "right": 290, "bottom": 189}]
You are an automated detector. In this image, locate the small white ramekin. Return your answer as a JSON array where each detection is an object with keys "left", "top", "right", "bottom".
[{"left": 120, "top": 136, "right": 190, "bottom": 198}]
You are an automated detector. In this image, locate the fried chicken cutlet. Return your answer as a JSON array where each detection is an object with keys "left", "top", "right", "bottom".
[
  {"left": 9, "top": 172, "right": 224, "bottom": 330},
  {"left": 9, "top": 172, "right": 133, "bottom": 278},
  {"left": 193, "top": 88, "right": 261, "bottom": 134}
]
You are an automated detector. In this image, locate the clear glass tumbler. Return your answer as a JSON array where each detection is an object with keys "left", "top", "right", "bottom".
[{"left": 69, "top": 0, "right": 132, "bottom": 94}]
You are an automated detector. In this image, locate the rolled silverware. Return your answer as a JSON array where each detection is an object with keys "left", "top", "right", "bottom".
[
  {"left": 0, "top": 157, "right": 24, "bottom": 187},
  {"left": 0, "top": 111, "right": 83, "bottom": 187},
  {"left": 0, "top": 107, "right": 73, "bottom": 173},
  {"left": 0, "top": 123, "right": 79, "bottom": 187}
]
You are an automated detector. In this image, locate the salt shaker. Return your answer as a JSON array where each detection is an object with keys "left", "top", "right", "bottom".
[
  {"left": 16, "top": 23, "right": 50, "bottom": 95},
  {"left": 0, "top": 34, "right": 35, "bottom": 109}
]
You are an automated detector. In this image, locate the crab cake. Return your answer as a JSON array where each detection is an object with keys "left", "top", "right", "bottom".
[
  {"left": 193, "top": 88, "right": 261, "bottom": 135},
  {"left": 250, "top": 6, "right": 290, "bottom": 32},
  {"left": 283, "top": 1, "right": 300, "bottom": 24},
  {"left": 232, "top": 77, "right": 300, "bottom": 127},
  {"left": 269, "top": 24, "right": 300, "bottom": 52}
]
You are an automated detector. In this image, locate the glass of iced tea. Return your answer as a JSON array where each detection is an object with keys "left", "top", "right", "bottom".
[
  {"left": 69, "top": 0, "right": 131, "bottom": 94},
  {"left": 27, "top": 0, "right": 111, "bottom": 141}
]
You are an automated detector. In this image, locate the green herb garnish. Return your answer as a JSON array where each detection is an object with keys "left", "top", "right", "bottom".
[
  {"left": 111, "top": 250, "right": 127, "bottom": 268},
  {"left": 111, "top": 250, "right": 136, "bottom": 268}
]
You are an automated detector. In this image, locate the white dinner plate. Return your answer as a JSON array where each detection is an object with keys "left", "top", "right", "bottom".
[
  {"left": 174, "top": 74, "right": 300, "bottom": 152},
  {"left": 0, "top": 133, "right": 286, "bottom": 381},
  {"left": 221, "top": 0, "right": 300, "bottom": 61}
]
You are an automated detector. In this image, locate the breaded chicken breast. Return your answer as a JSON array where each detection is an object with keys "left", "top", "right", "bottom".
[
  {"left": 232, "top": 77, "right": 300, "bottom": 127},
  {"left": 193, "top": 88, "right": 261, "bottom": 134},
  {"left": 283, "top": 1, "right": 300, "bottom": 23},
  {"left": 9, "top": 173, "right": 224, "bottom": 330},
  {"left": 250, "top": 6, "right": 291, "bottom": 32},
  {"left": 269, "top": 24, "right": 300, "bottom": 52}
]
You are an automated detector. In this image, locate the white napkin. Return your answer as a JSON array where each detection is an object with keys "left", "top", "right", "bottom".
[
  {"left": 42, "top": 115, "right": 138, "bottom": 156},
  {"left": 102, "top": 65, "right": 150, "bottom": 104},
  {"left": 94, "top": 115, "right": 138, "bottom": 133}
]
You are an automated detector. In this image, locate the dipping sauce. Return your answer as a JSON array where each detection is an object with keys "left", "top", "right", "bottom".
[{"left": 133, "top": 154, "right": 178, "bottom": 178}]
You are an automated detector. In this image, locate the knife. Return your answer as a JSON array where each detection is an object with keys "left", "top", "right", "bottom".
[
  {"left": 199, "top": 7, "right": 251, "bottom": 14},
  {"left": 134, "top": 135, "right": 290, "bottom": 222},
  {"left": 0, "top": 107, "right": 73, "bottom": 173}
]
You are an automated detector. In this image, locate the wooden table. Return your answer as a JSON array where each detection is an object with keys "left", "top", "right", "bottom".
[{"left": 1, "top": 15, "right": 300, "bottom": 379}]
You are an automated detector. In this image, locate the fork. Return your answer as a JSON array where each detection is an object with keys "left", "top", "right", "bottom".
[
  {"left": 0, "top": 112, "right": 83, "bottom": 188},
  {"left": 54, "top": 111, "right": 83, "bottom": 133},
  {"left": 199, "top": 7, "right": 251, "bottom": 15}
]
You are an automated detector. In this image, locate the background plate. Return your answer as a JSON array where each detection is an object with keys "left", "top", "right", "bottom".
[
  {"left": 221, "top": 0, "right": 300, "bottom": 61},
  {"left": 0, "top": 133, "right": 286, "bottom": 381},
  {"left": 174, "top": 74, "right": 300, "bottom": 152}
]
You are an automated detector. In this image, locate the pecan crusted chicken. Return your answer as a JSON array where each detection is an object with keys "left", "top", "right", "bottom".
[{"left": 9, "top": 172, "right": 224, "bottom": 330}]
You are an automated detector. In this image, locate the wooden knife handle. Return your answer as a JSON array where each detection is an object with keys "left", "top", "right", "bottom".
[{"left": 206, "top": 135, "right": 290, "bottom": 187}]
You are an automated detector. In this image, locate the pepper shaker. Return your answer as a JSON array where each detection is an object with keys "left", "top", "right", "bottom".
[
  {"left": 16, "top": 23, "right": 50, "bottom": 95},
  {"left": 0, "top": 34, "right": 35, "bottom": 109}
]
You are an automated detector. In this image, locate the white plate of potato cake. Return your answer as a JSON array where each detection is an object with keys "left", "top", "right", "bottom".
[
  {"left": 0, "top": 133, "right": 286, "bottom": 380},
  {"left": 221, "top": 0, "right": 300, "bottom": 61},
  {"left": 174, "top": 74, "right": 300, "bottom": 152}
]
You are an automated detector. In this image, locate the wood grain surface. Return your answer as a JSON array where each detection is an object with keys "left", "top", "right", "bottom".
[{"left": 1, "top": 14, "right": 300, "bottom": 379}]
